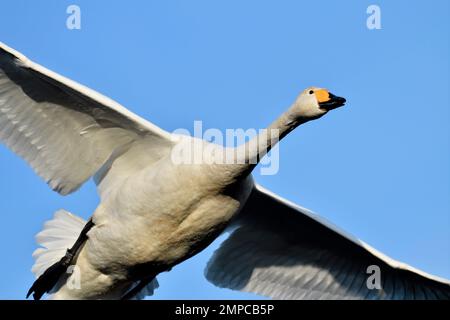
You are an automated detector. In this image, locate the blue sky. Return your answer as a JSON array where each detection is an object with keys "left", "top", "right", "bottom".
[{"left": 0, "top": 0, "right": 449, "bottom": 299}]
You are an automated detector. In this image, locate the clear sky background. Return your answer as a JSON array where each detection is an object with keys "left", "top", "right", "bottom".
[{"left": 0, "top": 0, "right": 449, "bottom": 299}]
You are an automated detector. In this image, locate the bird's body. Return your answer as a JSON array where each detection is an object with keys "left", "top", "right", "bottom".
[
  {"left": 1, "top": 41, "right": 449, "bottom": 300},
  {"left": 54, "top": 138, "right": 254, "bottom": 299}
]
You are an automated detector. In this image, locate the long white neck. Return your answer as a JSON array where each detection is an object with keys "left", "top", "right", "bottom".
[{"left": 231, "top": 103, "right": 310, "bottom": 176}]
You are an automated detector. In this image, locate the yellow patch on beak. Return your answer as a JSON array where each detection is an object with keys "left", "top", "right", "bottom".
[{"left": 315, "top": 89, "right": 330, "bottom": 103}]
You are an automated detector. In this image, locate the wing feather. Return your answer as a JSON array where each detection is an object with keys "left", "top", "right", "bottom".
[
  {"left": 0, "top": 42, "right": 173, "bottom": 195},
  {"left": 205, "top": 184, "right": 450, "bottom": 300}
]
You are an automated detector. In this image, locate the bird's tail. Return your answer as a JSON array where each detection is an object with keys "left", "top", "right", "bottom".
[
  {"left": 31, "top": 209, "right": 86, "bottom": 278},
  {"left": 31, "top": 209, "right": 159, "bottom": 299}
]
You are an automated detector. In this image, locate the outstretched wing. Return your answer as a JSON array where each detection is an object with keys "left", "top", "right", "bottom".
[
  {"left": 0, "top": 42, "right": 174, "bottom": 195},
  {"left": 205, "top": 184, "right": 450, "bottom": 299}
]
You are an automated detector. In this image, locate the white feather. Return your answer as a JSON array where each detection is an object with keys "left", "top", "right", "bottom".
[{"left": 32, "top": 210, "right": 86, "bottom": 277}]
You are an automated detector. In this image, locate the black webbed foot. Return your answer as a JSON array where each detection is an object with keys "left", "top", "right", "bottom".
[
  {"left": 26, "top": 219, "right": 94, "bottom": 300},
  {"left": 26, "top": 249, "right": 74, "bottom": 300},
  {"left": 121, "top": 277, "right": 154, "bottom": 300}
]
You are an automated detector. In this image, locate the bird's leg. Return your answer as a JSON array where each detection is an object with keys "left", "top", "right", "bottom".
[
  {"left": 121, "top": 277, "right": 155, "bottom": 300},
  {"left": 26, "top": 219, "right": 95, "bottom": 300}
]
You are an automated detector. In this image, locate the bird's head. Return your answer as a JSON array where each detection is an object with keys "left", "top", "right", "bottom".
[{"left": 292, "top": 87, "right": 346, "bottom": 121}]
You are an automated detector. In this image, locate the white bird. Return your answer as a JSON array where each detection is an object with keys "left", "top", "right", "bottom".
[{"left": 0, "top": 42, "right": 449, "bottom": 300}]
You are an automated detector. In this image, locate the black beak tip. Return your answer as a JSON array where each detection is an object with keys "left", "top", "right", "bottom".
[
  {"left": 319, "top": 93, "right": 346, "bottom": 111},
  {"left": 337, "top": 96, "right": 346, "bottom": 105},
  {"left": 330, "top": 92, "right": 346, "bottom": 102}
]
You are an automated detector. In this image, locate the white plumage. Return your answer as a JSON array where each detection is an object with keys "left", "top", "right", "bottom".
[
  {"left": 32, "top": 210, "right": 86, "bottom": 278},
  {"left": 0, "top": 42, "right": 449, "bottom": 300}
]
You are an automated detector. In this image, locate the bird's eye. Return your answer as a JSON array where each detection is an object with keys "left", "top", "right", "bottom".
[{"left": 309, "top": 90, "right": 314, "bottom": 95}]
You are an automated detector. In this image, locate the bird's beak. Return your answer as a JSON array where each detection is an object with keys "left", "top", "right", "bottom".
[{"left": 318, "top": 92, "right": 346, "bottom": 111}]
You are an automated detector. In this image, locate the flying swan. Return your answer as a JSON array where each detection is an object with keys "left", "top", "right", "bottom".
[{"left": 0, "top": 42, "right": 449, "bottom": 300}]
